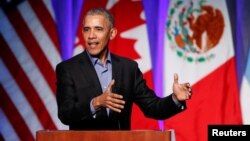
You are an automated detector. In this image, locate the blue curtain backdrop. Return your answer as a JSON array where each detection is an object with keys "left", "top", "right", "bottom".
[
  {"left": 52, "top": 0, "right": 84, "bottom": 60},
  {"left": 235, "top": 0, "right": 250, "bottom": 85}
]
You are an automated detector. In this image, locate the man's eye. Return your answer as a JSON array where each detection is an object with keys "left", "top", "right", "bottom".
[
  {"left": 83, "top": 28, "right": 89, "bottom": 32},
  {"left": 96, "top": 28, "right": 103, "bottom": 31}
]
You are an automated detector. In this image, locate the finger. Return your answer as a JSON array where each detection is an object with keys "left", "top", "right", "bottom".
[
  {"left": 112, "top": 98, "right": 125, "bottom": 105},
  {"left": 107, "top": 104, "right": 122, "bottom": 112},
  {"left": 181, "top": 84, "right": 189, "bottom": 90},
  {"left": 111, "top": 93, "right": 123, "bottom": 99},
  {"left": 189, "top": 87, "right": 192, "bottom": 93},
  {"left": 108, "top": 106, "right": 122, "bottom": 113},
  {"left": 174, "top": 73, "right": 179, "bottom": 84},
  {"left": 106, "top": 79, "right": 115, "bottom": 92},
  {"left": 187, "top": 84, "right": 192, "bottom": 94},
  {"left": 107, "top": 101, "right": 124, "bottom": 109},
  {"left": 107, "top": 102, "right": 124, "bottom": 113},
  {"left": 181, "top": 84, "right": 190, "bottom": 92},
  {"left": 185, "top": 83, "right": 190, "bottom": 87},
  {"left": 108, "top": 94, "right": 125, "bottom": 104}
]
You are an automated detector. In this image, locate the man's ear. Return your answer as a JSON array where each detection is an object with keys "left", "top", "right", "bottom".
[{"left": 110, "top": 28, "right": 117, "bottom": 40}]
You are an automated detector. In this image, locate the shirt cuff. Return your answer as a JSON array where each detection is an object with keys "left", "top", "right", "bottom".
[
  {"left": 90, "top": 98, "right": 98, "bottom": 118},
  {"left": 172, "top": 94, "right": 185, "bottom": 110}
]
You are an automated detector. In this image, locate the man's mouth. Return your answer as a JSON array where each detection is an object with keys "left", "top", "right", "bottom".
[{"left": 88, "top": 42, "right": 99, "bottom": 48}]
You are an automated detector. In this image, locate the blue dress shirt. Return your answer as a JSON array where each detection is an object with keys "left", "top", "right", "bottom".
[{"left": 87, "top": 51, "right": 112, "bottom": 117}]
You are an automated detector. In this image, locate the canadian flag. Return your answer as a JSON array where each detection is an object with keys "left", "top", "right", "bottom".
[{"left": 163, "top": 0, "right": 242, "bottom": 141}]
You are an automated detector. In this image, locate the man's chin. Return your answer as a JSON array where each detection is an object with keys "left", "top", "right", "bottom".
[
  {"left": 86, "top": 48, "right": 108, "bottom": 58},
  {"left": 87, "top": 50, "right": 101, "bottom": 57}
]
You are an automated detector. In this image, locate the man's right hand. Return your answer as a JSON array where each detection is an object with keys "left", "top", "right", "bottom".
[{"left": 92, "top": 79, "right": 125, "bottom": 113}]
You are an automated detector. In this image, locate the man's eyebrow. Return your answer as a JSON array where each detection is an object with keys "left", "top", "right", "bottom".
[
  {"left": 83, "top": 26, "right": 103, "bottom": 28},
  {"left": 94, "top": 26, "right": 103, "bottom": 28}
]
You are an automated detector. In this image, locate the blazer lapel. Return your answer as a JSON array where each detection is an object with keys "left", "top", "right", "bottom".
[
  {"left": 109, "top": 53, "right": 122, "bottom": 119},
  {"left": 78, "top": 51, "right": 102, "bottom": 96},
  {"left": 111, "top": 53, "right": 122, "bottom": 90}
]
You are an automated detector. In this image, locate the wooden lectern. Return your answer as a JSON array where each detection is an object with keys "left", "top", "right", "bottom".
[{"left": 36, "top": 130, "right": 172, "bottom": 141}]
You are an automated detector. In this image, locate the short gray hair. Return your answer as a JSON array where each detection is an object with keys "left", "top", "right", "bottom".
[{"left": 85, "top": 8, "right": 114, "bottom": 28}]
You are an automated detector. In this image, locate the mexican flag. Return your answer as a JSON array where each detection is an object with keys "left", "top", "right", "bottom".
[{"left": 163, "top": 0, "right": 242, "bottom": 141}]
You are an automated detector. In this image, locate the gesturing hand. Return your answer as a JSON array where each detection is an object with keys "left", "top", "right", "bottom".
[
  {"left": 172, "top": 73, "right": 192, "bottom": 101},
  {"left": 93, "top": 79, "right": 125, "bottom": 113}
]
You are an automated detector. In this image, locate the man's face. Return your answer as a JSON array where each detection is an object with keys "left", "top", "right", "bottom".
[{"left": 82, "top": 14, "right": 116, "bottom": 58}]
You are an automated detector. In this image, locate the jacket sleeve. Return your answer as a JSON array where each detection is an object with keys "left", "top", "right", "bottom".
[{"left": 132, "top": 63, "right": 186, "bottom": 120}]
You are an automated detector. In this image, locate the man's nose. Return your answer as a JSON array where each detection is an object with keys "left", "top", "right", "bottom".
[{"left": 89, "top": 30, "right": 96, "bottom": 39}]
